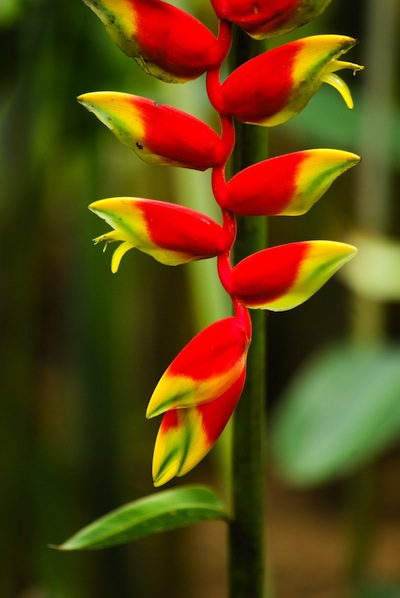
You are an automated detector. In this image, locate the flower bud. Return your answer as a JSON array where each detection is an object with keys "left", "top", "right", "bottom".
[
  {"left": 78, "top": 92, "right": 221, "bottom": 170},
  {"left": 210, "top": 0, "right": 332, "bottom": 39},
  {"left": 221, "top": 35, "right": 363, "bottom": 127},
  {"left": 223, "top": 149, "right": 360, "bottom": 216},
  {"left": 231, "top": 241, "right": 357, "bottom": 311},
  {"left": 82, "top": 0, "right": 217, "bottom": 83},
  {"left": 89, "top": 197, "right": 230, "bottom": 271}
]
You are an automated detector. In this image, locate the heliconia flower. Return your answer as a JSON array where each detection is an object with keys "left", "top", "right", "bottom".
[
  {"left": 222, "top": 149, "right": 360, "bottom": 216},
  {"left": 82, "top": 0, "right": 217, "bottom": 83},
  {"left": 78, "top": 92, "right": 222, "bottom": 171},
  {"left": 89, "top": 197, "right": 231, "bottom": 272},
  {"left": 210, "top": 0, "right": 332, "bottom": 40},
  {"left": 152, "top": 370, "right": 246, "bottom": 486},
  {"left": 231, "top": 241, "right": 357, "bottom": 311},
  {"left": 146, "top": 316, "right": 251, "bottom": 419},
  {"left": 221, "top": 35, "right": 364, "bottom": 127}
]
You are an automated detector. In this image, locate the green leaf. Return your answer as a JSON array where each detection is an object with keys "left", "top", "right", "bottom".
[
  {"left": 56, "top": 485, "right": 227, "bottom": 551},
  {"left": 271, "top": 343, "right": 400, "bottom": 485}
]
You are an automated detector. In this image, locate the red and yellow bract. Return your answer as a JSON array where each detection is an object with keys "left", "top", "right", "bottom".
[
  {"left": 210, "top": 0, "right": 332, "bottom": 39},
  {"left": 152, "top": 370, "right": 246, "bottom": 486},
  {"left": 231, "top": 241, "right": 357, "bottom": 311},
  {"left": 82, "top": 0, "right": 218, "bottom": 83},
  {"left": 221, "top": 35, "right": 363, "bottom": 126},
  {"left": 89, "top": 197, "right": 231, "bottom": 271},
  {"left": 78, "top": 92, "right": 222, "bottom": 170},
  {"left": 224, "top": 149, "right": 360, "bottom": 216},
  {"left": 146, "top": 316, "right": 251, "bottom": 419}
]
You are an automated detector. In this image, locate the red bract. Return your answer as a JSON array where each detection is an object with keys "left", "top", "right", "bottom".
[
  {"left": 139, "top": 201, "right": 229, "bottom": 258},
  {"left": 221, "top": 35, "right": 361, "bottom": 126},
  {"left": 210, "top": 0, "right": 332, "bottom": 39},
  {"left": 90, "top": 198, "right": 232, "bottom": 270},
  {"left": 223, "top": 149, "right": 360, "bottom": 216},
  {"left": 82, "top": 0, "right": 218, "bottom": 83},
  {"left": 152, "top": 370, "right": 246, "bottom": 486},
  {"left": 78, "top": 92, "right": 223, "bottom": 171},
  {"left": 146, "top": 316, "right": 251, "bottom": 419},
  {"left": 149, "top": 314, "right": 250, "bottom": 485},
  {"left": 231, "top": 241, "right": 357, "bottom": 311}
]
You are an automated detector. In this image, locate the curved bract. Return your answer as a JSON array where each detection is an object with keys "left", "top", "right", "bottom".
[
  {"left": 152, "top": 371, "right": 246, "bottom": 487},
  {"left": 78, "top": 92, "right": 222, "bottom": 170},
  {"left": 224, "top": 149, "right": 360, "bottom": 216},
  {"left": 221, "top": 35, "right": 363, "bottom": 126},
  {"left": 89, "top": 198, "right": 231, "bottom": 271},
  {"left": 231, "top": 241, "right": 357, "bottom": 311},
  {"left": 82, "top": 0, "right": 217, "bottom": 82},
  {"left": 210, "top": 0, "right": 332, "bottom": 39},
  {"left": 146, "top": 316, "right": 251, "bottom": 418},
  {"left": 149, "top": 314, "right": 251, "bottom": 485}
]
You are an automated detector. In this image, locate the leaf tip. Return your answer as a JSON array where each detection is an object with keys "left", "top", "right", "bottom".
[{"left": 48, "top": 542, "right": 72, "bottom": 551}]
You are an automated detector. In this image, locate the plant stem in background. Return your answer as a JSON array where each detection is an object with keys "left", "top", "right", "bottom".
[
  {"left": 229, "top": 28, "right": 268, "bottom": 598},
  {"left": 349, "top": 0, "right": 398, "bottom": 588},
  {"left": 352, "top": 0, "right": 397, "bottom": 345}
]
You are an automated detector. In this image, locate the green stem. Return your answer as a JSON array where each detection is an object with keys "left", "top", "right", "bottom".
[
  {"left": 228, "top": 29, "right": 268, "bottom": 598},
  {"left": 345, "top": 466, "right": 374, "bottom": 592}
]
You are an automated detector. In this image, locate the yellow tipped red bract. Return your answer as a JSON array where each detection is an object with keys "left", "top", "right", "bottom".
[
  {"left": 210, "top": 0, "right": 333, "bottom": 39},
  {"left": 82, "top": 0, "right": 218, "bottom": 83},
  {"left": 224, "top": 149, "right": 360, "bottom": 216},
  {"left": 78, "top": 92, "right": 222, "bottom": 171},
  {"left": 152, "top": 372, "right": 246, "bottom": 487},
  {"left": 231, "top": 241, "right": 357, "bottom": 311},
  {"left": 149, "top": 318, "right": 250, "bottom": 486},
  {"left": 146, "top": 317, "right": 250, "bottom": 418},
  {"left": 89, "top": 197, "right": 230, "bottom": 271},
  {"left": 221, "top": 35, "right": 363, "bottom": 127}
]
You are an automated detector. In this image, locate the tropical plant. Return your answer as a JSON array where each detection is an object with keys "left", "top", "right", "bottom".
[{"left": 57, "top": 1, "right": 363, "bottom": 596}]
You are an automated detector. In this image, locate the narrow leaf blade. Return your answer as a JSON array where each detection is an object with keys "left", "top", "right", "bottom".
[{"left": 56, "top": 485, "right": 227, "bottom": 550}]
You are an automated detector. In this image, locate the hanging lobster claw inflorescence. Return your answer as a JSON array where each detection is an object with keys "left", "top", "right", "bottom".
[{"left": 80, "top": 0, "right": 362, "bottom": 485}]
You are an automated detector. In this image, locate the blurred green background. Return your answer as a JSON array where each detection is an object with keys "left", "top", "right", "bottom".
[{"left": 1, "top": 0, "right": 400, "bottom": 596}]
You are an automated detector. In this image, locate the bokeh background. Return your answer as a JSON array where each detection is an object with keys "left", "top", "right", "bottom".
[{"left": 1, "top": 0, "right": 400, "bottom": 596}]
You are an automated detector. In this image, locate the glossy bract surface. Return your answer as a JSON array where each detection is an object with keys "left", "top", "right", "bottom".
[
  {"left": 221, "top": 35, "right": 362, "bottom": 126},
  {"left": 147, "top": 317, "right": 250, "bottom": 418},
  {"left": 231, "top": 241, "right": 357, "bottom": 311},
  {"left": 78, "top": 92, "right": 222, "bottom": 170},
  {"left": 224, "top": 149, "right": 360, "bottom": 216},
  {"left": 82, "top": 0, "right": 217, "bottom": 82},
  {"left": 90, "top": 198, "right": 230, "bottom": 271},
  {"left": 210, "top": 0, "right": 332, "bottom": 39}
]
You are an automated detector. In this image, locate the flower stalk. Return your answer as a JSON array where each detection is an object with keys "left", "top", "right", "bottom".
[{"left": 228, "top": 27, "right": 268, "bottom": 598}]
